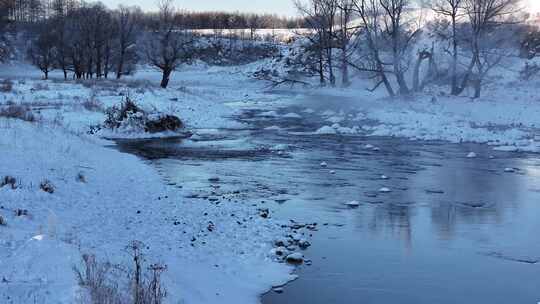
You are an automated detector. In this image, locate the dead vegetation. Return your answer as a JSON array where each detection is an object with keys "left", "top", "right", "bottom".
[
  {"left": 1, "top": 176, "right": 17, "bottom": 189},
  {"left": 74, "top": 241, "right": 167, "bottom": 304},
  {"left": 40, "top": 179, "right": 55, "bottom": 194},
  {"left": 0, "top": 104, "right": 36, "bottom": 122}
]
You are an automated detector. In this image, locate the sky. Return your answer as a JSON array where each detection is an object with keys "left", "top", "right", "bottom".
[
  {"left": 101, "top": 0, "right": 298, "bottom": 16},
  {"left": 100, "top": 0, "right": 540, "bottom": 16}
]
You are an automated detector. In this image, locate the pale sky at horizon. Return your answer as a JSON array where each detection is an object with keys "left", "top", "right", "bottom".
[
  {"left": 100, "top": 0, "right": 298, "bottom": 16},
  {"left": 100, "top": 0, "right": 540, "bottom": 16}
]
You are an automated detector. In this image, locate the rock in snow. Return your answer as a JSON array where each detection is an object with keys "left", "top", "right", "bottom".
[{"left": 286, "top": 252, "right": 304, "bottom": 264}]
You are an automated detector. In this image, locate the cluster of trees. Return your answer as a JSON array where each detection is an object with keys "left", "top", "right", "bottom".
[
  {"left": 26, "top": 1, "right": 142, "bottom": 81},
  {"left": 176, "top": 11, "right": 305, "bottom": 30},
  {"left": 296, "top": 0, "right": 526, "bottom": 98},
  {"left": 0, "top": 0, "right": 300, "bottom": 87}
]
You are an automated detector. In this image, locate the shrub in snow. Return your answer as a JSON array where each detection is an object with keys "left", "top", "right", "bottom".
[
  {"left": 104, "top": 97, "right": 184, "bottom": 134},
  {"left": 0, "top": 79, "right": 13, "bottom": 92},
  {"left": 40, "top": 179, "right": 55, "bottom": 194},
  {"left": 0, "top": 176, "right": 17, "bottom": 189},
  {"left": 75, "top": 241, "right": 168, "bottom": 304},
  {"left": 15, "top": 209, "right": 28, "bottom": 217},
  {"left": 0, "top": 104, "right": 36, "bottom": 122},
  {"left": 82, "top": 96, "right": 104, "bottom": 112},
  {"left": 76, "top": 172, "right": 87, "bottom": 183}
]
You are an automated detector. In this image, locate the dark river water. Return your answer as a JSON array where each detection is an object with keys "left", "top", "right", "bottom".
[{"left": 116, "top": 101, "right": 540, "bottom": 304}]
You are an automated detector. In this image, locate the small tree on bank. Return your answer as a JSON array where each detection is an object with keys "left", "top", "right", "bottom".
[{"left": 144, "top": 0, "right": 193, "bottom": 88}]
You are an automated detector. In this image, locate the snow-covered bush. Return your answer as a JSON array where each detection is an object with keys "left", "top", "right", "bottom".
[
  {"left": 74, "top": 242, "right": 168, "bottom": 304},
  {"left": 0, "top": 104, "right": 36, "bottom": 122},
  {"left": 0, "top": 176, "right": 17, "bottom": 189},
  {"left": 82, "top": 95, "right": 104, "bottom": 112},
  {"left": 103, "top": 97, "right": 184, "bottom": 134},
  {"left": 0, "top": 79, "right": 13, "bottom": 92},
  {"left": 74, "top": 254, "right": 125, "bottom": 304},
  {"left": 39, "top": 179, "right": 55, "bottom": 194}
]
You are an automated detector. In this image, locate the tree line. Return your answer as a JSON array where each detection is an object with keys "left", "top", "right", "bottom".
[
  {"left": 294, "top": 0, "right": 534, "bottom": 98},
  {"left": 0, "top": 0, "right": 292, "bottom": 87}
]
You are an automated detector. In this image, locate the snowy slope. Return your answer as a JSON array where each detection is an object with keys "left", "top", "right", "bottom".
[{"left": 0, "top": 118, "right": 293, "bottom": 304}]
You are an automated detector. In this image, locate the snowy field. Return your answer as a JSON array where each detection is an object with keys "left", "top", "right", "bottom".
[{"left": 1, "top": 58, "right": 540, "bottom": 303}]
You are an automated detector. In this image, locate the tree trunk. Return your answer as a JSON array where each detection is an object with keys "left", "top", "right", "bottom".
[
  {"left": 160, "top": 68, "right": 172, "bottom": 88},
  {"left": 341, "top": 43, "right": 349, "bottom": 87},
  {"left": 450, "top": 16, "right": 459, "bottom": 95}
]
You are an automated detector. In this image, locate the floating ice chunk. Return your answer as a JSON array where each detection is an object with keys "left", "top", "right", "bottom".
[
  {"left": 316, "top": 126, "right": 338, "bottom": 135},
  {"left": 327, "top": 116, "right": 344, "bottom": 123},
  {"left": 378, "top": 187, "right": 391, "bottom": 193},
  {"left": 467, "top": 152, "right": 477, "bottom": 158},
  {"left": 365, "top": 144, "right": 374, "bottom": 149},
  {"left": 283, "top": 112, "right": 302, "bottom": 119},
  {"left": 336, "top": 127, "right": 357, "bottom": 134},
  {"left": 345, "top": 200, "right": 360, "bottom": 207},
  {"left": 504, "top": 168, "right": 516, "bottom": 173},
  {"left": 380, "top": 175, "right": 389, "bottom": 180},
  {"left": 265, "top": 125, "right": 282, "bottom": 131},
  {"left": 320, "top": 161, "right": 328, "bottom": 167},
  {"left": 259, "top": 111, "right": 278, "bottom": 116},
  {"left": 303, "top": 108, "right": 315, "bottom": 114},
  {"left": 330, "top": 170, "right": 336, "bottom": 174}
]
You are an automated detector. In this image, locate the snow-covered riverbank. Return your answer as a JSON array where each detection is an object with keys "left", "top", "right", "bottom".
[
  {"left": 1, "top": 60, "right": 540, "bottom": 303},
  {"left": 0, "top": 65, "right": 299, "bottom": 304}
]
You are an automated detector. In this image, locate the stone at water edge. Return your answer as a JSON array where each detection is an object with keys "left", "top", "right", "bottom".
[
  {"left": 379, "top": 187, "right": 391, "bottom": 193},
  {"left": 208, "top": 177, "right": 220, "bottom": 183},
  {"left": 298, "top": 239, "right": 311, "bottom": 249},
  {"left": 273, "top": 288, "right": 284, "bottom": 294},
  {"left": 286, "top": 252, "right": 304, "bottom": 264},
  {"left": 467, "top": 152, "right": 477, "bottom": 158}
]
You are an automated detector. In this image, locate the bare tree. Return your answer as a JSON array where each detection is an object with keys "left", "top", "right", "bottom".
[
  {"left": 0, "top": 0, "right": 13, "bottom": 62},
  {"left": 337, "top": 0, "right": 355, "bottom": 87},
  {"left": 459, "top": 0, "right": 520, "bottom": 97},
  {"left": 144, "top": 0, "right": 193, "bottom": 88},
  {"left": 295, "top": 0, "right": 339, "bottom": 86},
  {"left": 113, "top": 5, "right": 141, "bottom": 79},
  {"left": 351, "top": 0, "right": 395, "bottom": 96},
  {"left": 28, "top": 20, "right": 56, "bottom": 79},
  {"left": 432, "top": 0, "right": 464, "bottom": 95}
]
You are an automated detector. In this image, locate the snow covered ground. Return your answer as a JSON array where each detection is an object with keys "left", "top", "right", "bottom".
[
  {"left": 0, "top": 65, "right": 300, "bottom": 304},
  {"left": 1, "top": 56, "right": 540, "bottom": 303}
]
